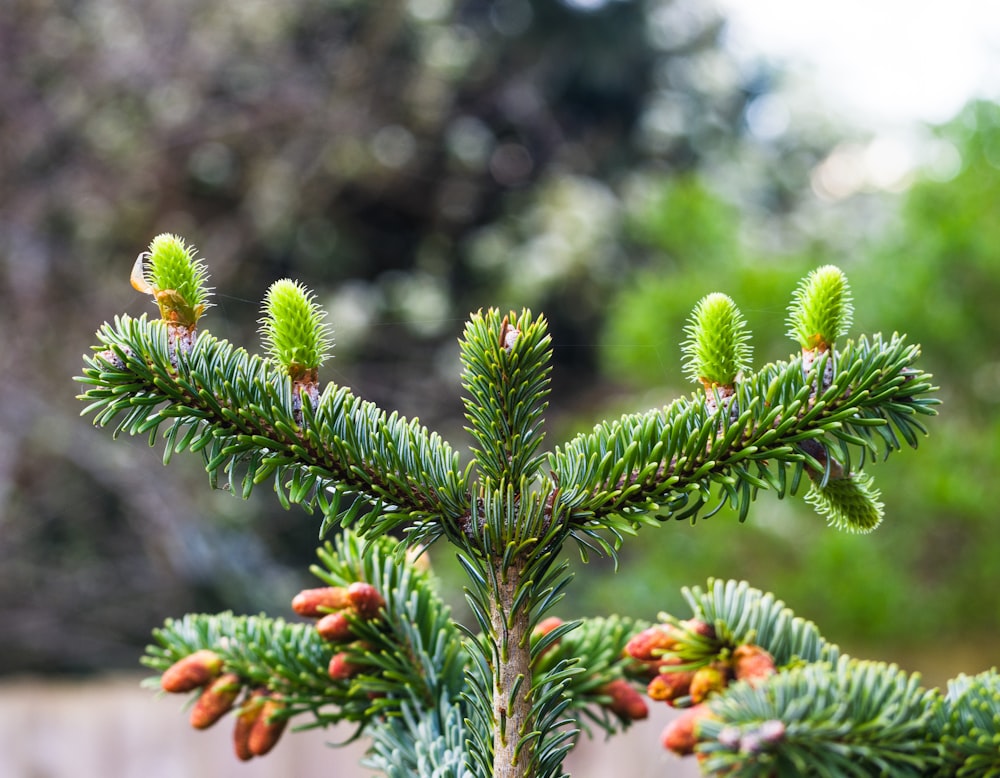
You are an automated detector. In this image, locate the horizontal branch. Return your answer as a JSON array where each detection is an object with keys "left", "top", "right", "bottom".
[
  {"left": 549, "top": 333, "right": 938, "bottom": 531},
  {"left": 77, "top": 315, "right": 469, "bottom": 534}
]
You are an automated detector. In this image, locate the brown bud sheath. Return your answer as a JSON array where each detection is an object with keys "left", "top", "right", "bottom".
[
  {"left": 161, "top": 650, "right": 224, "bottom": 693},
  {"left": 292, "top": 586, "right": 350, "bottom": 617},
  {"left": 316, "top": 611, "right": 355, "bottom": 642},
  {"left": 600, "top": 678, "right": 649, "bottom": 721},
  {"left": 689, "top": 662, "right": 730, "bottom": 704},
  {"left": 190, "top": 673, "right": 242, "bottom": 730},
  {"left": 328, "top": 651, "right": 362, "bottom": 681},
  {"left": 346, "top": 582, "right": 385, "bottom": 620},
  {"left": 661, "top": 704, "right": 712, "bottom": 756},
  {"left": 732, "top": 644, "right": 776, "bottom": 686},
  {"left": 233, "top": 690, "right": 267, "bottom": 762},
  {"left": 248, "top": 696, "right": 288, "bottom": 757}
]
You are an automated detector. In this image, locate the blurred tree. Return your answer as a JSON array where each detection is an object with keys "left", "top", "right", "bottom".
[{"left": 2, "top": 0, "right": 769, "bottom": 672}]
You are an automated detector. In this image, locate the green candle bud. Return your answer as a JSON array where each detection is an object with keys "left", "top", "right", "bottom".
[
  {"left": 258, "top": 279, "right": 333, "bottom": 381},
  {"left": 681, "top": 292, "right": 752, "bottom": 390},
  {"left": 131, "top": 233, "right": 212, "bottom": 328},
  {"left": 787, "top": 265, "right": 853, "bottom": 352},
  {"left": 805, "top": 470, "right": 884, "bottom": 533}
]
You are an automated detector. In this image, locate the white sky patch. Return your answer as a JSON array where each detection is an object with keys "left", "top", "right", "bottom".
[
  {"left": 715, "top": 0, "right": 1000, "bottom": 198},
  {"left": 718, "top": 0, "right": 1000, "bottom": 129}
]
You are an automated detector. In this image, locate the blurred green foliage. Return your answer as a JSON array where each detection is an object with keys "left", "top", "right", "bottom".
[{"left": 586, "top": 101, "right": 1000, "bottom": 665}]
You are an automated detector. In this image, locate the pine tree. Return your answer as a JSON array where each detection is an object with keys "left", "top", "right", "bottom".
[{"left": 77, "top": 235, "right": 998, "bottom": 776}]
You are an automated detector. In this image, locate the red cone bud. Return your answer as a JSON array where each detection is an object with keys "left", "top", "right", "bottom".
[
  {"left": 189, "top": 673, "right": 242, "bottom": 730},
  {"left": 248, "top": 696, "right": 287, "bottom": 757},
  {"left": 647, "top": 668, "right": 696, "bottom": 704},
  {"left": 161, "top": 649, "right": 223, "bottom": 693},
  {"left": 533, "top": 616, "right": 563, "bottom": 638},
  {"left": 681, "top": 618, "right": 716, "bottom": 640},
  {"left": 661, "top": 704, "right": 713, "bottom": 756},
  {"left": 316, "top": 611, "right": 355, "bottom": 642},
  {"left": 532, "top": 617, "right": 564, "bottom": 660},
  {"left": 732, "top": 644, "right": 776, "bottom": 686},
  {"left": 625, "top": 626, "right": 679, "bottom": 661},
  {"left": 346, "top": 581, "right": 385, "bottom": 620},
  {"left": 292, "top": 586, "right": 350, "bottom": 617},
  {"left": 689, "top": 662, "right": 730, "bottom": 703},
  {"left": 600, "top": 678, "right": 648, "bottom": 721},
  {"left": 233, "top": 690, "right": 267, "bottom": 762},
  {"left": 328, "top": 651, "right": 362, "bottom": 681}
]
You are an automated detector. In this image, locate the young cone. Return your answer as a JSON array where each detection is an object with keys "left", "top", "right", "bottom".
[{"left": 161, "top": 650, "right": 223, "bottom": 693}]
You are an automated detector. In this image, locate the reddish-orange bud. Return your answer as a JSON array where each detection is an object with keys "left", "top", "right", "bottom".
[
  {"left": 533, "top": 616, "right": 564, "bottom": 638},
  {"left": 532, "top": 617, "right": 564, "bottom": 661},
  {"left": 689, "top": 662, "right": 730, "bottom": 704},
  {"left": 346, "top": 581, "right": 385, "bottom": 620},
  {"left": 681, "top": 618, "right": 716, "bottom": 640},
  {"left": 661, "top": 704, "right": 712, "bottom": 756},
  {"left": 161, "top": 649, "right": 224, "bottom": 693},
  {"left": 233, "top": 690, "right": 267, "bottom": 762},
  {"left": 291, "top": 586, "right": 350, "bottom": 617},
  {"left": 328, "top": 651, "right": 362, "bottom": 681},
  {"left": 732, "top": 644, "right": 776, "bottom": 687},
  {"left": 647, "top": 669, "right": 696, "bottom": 703},
  {"left": 625, "top": 626, "right": 679, "bottom": 662},
  {"left": 248, "top": 696, "right": 288, "bottom": 757},
  {"left": 189, "top": 672, "right": 242, "bottom": 730},
  {"left": 600, "top": 678, "right": 648, "bottom": 721},
  {"left": 316, "top": 611, "right": 355, "bottom": 642}
]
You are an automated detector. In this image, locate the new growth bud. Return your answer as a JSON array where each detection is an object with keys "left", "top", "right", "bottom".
[
  {"left": 131, "top": 233, "right": 213, "bottom": 329},
  {"left": 131, "top": 233, "right": 212, "bottom": 359},
  {"left": 259, "top": 279, "right": 333, "bottom": 383},
  {"left": 805, "top": 470, "right": 884, "bottom": 533},
  {"left": 786, "top": 264, "right": 853, "bottom": 354},
  {"left": 681, "top": 292, "right": 752, "bottom": 399}
]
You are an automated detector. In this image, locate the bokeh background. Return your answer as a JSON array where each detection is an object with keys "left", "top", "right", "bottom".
[{"left": 2, "top": 0, "right": 999, "bottom": 775}]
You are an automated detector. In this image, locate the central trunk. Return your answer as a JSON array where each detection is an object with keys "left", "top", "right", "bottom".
[{"left": 490, "top": 562, "right": 534, "bottom": 778}]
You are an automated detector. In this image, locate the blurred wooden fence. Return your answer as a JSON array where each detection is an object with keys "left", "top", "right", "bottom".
[{"left": 0, "top": 675, "right": 697, "bottom": 777}]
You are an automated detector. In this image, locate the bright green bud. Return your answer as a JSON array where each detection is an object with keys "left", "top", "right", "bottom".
[
  {"left": 258, "top": 279, "right": 333, "bottom": 380},
  {"left": 786, "top": 265, "right": 853, "bottom": 352},
  {"left": 805, "top": 470, "right": 884, "bottom": 533},
  {"left": 131, "top": 233, "right": 212, "bottom": 328},
  {"left": 681, "top": 293, "right": 752, "bottom": 389}
]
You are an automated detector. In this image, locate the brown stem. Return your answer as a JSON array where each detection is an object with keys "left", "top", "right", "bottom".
[{"left": 490, "top": 561, "right": 534, "bottom": 778}]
